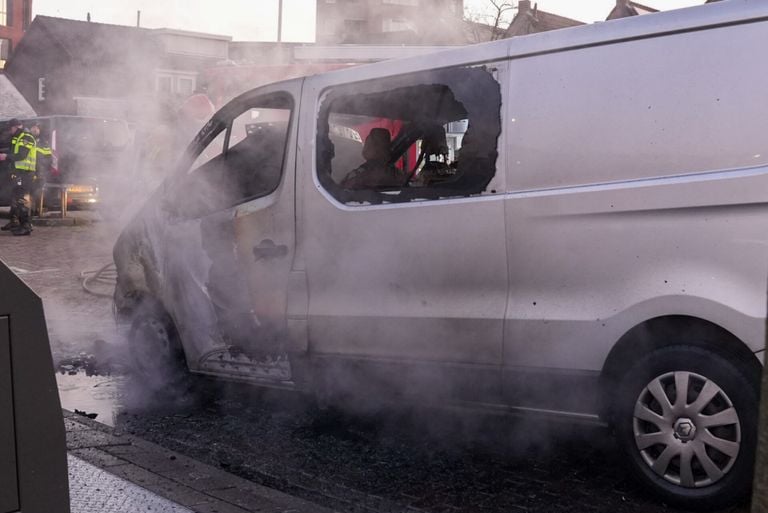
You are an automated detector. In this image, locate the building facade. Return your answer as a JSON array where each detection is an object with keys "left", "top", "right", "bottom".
[
  {"left": 0, "top": 0, "right": 32, "bottom": 68},
  {"left": 316, "top": 0, "right": 464, "bottom": 44},
  {"left": 503, "top": 0, "right": 583, "bottom": 38},
  {"left": 5, "top": 16, "right": 230, "bottom": 120}
]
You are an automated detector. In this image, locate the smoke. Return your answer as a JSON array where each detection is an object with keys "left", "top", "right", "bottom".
[
  {"left": 28, "top": 1, "right": 601, "bottom": 467},
  {"left": 34, "top": 0, "right": 317, "bottom": 42},
  {"left": 105, "top": 50, "right": 577, "bottom": 462},
  {"left": 0, "top": 13, "right": 246, "bottom": 421}
]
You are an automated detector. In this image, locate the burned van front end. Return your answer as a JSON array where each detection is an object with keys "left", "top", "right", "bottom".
[{"left": 114, "top": 80, "right": 303, "bottom": 390}]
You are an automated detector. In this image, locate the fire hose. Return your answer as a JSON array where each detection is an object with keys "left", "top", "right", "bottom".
[{"left": 80, "top": 262, "right": 117, "bottom": 298}]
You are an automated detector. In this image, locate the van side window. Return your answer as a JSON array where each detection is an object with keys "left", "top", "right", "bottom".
[
  {"left": 171, "top": 93, "right": 293, "bottom": 218},
  {"left": 317, "top": 67, "right": 502, "bottom": 205}
]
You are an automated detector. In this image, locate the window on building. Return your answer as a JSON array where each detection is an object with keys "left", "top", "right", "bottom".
[
  {"left": 23, "top": 0, "right": 31, "bottom": 29},
  {"left": 382, "top": 0, "right": 419, "bottom": 5},
  {"left": 157, "top": 75, "right": 173, "bottom": 94},
  {"left": 177, "top": 77, "right": 195, "bottom": 97},
  {"left": 344, "top": 19, "right": 366, "bottom": 35},
  {"left": 156, "top": 72, "right": 196, "bottom": 96},
  {"left": 0, "top": 38, "right": 10, "bottom": 69},
  {"left": 0, "top": 38, "right": 10, "bottom": 59},
  {"left": 382, "top": 17, "right": 414, "bottom": 32},
  {"left": 38, "top": 77, "right": 46, "bottom": 101},
  {"left": 316, "top": 66, "right": 502, "bottom": 205},
  {"left": 0, "top": 0, "right": 8, "bottom": 26}
]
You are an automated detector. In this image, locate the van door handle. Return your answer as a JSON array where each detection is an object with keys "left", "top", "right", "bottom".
[{"left": 253, "top": 239, "right": 289, "bottom": 261}]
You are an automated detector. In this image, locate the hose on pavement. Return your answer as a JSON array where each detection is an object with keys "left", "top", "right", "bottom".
[{"left": 80, "top": 262, "right": 117, "bottom": 298}]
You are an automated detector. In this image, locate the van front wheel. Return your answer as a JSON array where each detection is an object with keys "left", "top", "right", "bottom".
[
  {"left": 613, "top": 345, "right": 757, "bottom": 511},
  {"left": 128, "top": 304, "right": 188, "bottom": 392}
]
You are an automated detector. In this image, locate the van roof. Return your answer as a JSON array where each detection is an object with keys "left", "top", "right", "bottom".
[{"left": 295, "top": 0, "right": 762, "bottom": 88}]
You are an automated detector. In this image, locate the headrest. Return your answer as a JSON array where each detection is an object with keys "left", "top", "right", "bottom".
[
  {"left": 421, "top": 124, "right": 448, "bottom": 157},
  {"left": 362, "top": 128, "right": 391, "bottom": 161}
]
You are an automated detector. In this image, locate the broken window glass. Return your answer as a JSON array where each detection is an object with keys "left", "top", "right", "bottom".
[
  {"left": 168, "top": 92, "right": 293, "bottom": 218},
  {"left": 317, "top": 66, "right": 501, "bottom": 205}
]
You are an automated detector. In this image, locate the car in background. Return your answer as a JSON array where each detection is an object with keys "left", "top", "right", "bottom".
[{"left": 0, "top": 115, "right": 133, "bottom": 210}]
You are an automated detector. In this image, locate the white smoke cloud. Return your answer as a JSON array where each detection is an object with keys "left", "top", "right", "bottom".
[{"left": 33, "top": 0, "right": 316, "bottom": 42}]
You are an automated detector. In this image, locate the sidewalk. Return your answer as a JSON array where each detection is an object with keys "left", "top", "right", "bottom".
[
  {"left": 64, "top": 410, "right": 333, "bottom": 513},
  {"left": 0, "top": 205, "right": 99, "bottom": 226},
  {"left": 69, "top": 454, "right": 193, "bottom": 513}
]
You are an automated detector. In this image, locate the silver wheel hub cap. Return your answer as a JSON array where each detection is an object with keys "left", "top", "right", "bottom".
[
  {"left": 633, "top": 371, "right": 741, "bottom": 488},
  {"left": 673, "top": 418, "right": 696, "bottom": 442}
]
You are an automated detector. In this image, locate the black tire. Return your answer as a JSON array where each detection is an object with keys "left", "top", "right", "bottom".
[
  {"left": 128, "top": 302, "right": 188, "bottom": 392},
  {"left": 613, "top": 344, "right": 758, "bottom": 511}
]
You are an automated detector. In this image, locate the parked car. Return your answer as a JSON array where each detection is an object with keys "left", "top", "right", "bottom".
[
  {"left": 0, "top": 115, "right": 132, "bottom": 210},
  {"left": 113, "top": 1, "right": 767, "bottom": 509}
]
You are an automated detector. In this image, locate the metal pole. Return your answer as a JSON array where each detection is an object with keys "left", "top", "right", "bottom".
[
  {"left": 753, "top": 294, "right": 768, "bottom": 512},
  {"left": 277, "top": 0, "right": 283, "bottom": 42}
]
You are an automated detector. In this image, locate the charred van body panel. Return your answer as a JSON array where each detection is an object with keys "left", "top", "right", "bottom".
[
  {"left": 113, "top": 0, "right": 768, "bottom": 410},
  {"left": 116, "top": 2, "right": 768, "bottom": 506},
  {"left": 116, "top": 83, "right": 300, "bottom": 379}
]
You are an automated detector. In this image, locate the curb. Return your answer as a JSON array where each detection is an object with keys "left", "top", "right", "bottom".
[
  {"left": 33, "top": 217, "right": 95, "bottom": 227},
  {"left": 63, "top": 410, "right": 334, "bottom": 513},
  {"left": 0, "top": 209, "right": 96, "bottom": 226}
]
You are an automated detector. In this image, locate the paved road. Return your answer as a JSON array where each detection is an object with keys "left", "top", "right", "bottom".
[
  {"left": 116, "top": 380, "right": 749, "bottom": 513},
  {"left": 4, "top": 221, "right": 752, "bottom": 513},
  {"left": 0, "top": 218, "right": 118, "bottom": 359}
]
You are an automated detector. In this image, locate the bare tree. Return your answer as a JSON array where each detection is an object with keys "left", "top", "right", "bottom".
[{"left": 464, "top": 0, "right": 516, "bottom": 42}]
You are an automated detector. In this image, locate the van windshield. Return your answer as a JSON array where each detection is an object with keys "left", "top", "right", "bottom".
[
  {"left": 170, "top": 92, "right": 293, "bottom": 218},
  {"left": 55, "top": 118, "right": 131, "bottom": 152}
]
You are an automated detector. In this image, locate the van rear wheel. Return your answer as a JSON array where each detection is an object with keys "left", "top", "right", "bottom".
[{"left": 613, "top": 345, "right": 757, "bottom": 511}]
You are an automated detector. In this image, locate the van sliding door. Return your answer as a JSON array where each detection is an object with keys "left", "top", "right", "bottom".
[{"left": 301, "top": 64, "right": 509, "bottom": 404}]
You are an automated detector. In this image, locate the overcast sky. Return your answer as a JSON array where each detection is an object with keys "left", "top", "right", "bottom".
[{"left": 33, "top": 0, "right": 706, "bottom": 42}]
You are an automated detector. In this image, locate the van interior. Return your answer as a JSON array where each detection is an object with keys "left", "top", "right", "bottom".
[{"left": 317, "top": 66, "right": 502, "bottom": 204}]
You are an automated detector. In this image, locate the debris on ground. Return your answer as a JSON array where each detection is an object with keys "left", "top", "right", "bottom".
[{"left": 55, "top": 339, "right": 125, "bottom": 376}]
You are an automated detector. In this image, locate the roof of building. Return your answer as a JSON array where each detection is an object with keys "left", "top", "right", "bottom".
[
  {"left": 151, "top": 28, "right": 232, "bottom": 42},
  {"left": 463, "top": 20, "right": 506, "bottom": 43},
  {"left": 504, "top": 1, "right": 585, "bottom": 38},
  {"left": 11, "top": 15, "right": 231, "bottom": 75},
  {"left": 606, "top": 1, "right": 660, "bottom": 20},
  {"left": 0, "top": 75, "right": 36, "bottom": 118},
  {"left": 31, "top": 15, "right": 160, "bottom": 67}
]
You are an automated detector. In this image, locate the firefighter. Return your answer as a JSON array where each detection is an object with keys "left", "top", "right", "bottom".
[
  {"left": 2, "top": 121, "right": 49, "bottom": 236},
  {"left": 0, "top": 118, "right": 23, "bottom": 157},
  {"left": 0, "top": 118, "right": 24, "bottom": 210},
  {"left": 32, "top": 127, "right": 53, "bottom": 216}
]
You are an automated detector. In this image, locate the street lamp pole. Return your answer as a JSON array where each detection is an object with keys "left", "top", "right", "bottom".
[{"left": 277, "top": 0, "right": 284, "bottom": 42}]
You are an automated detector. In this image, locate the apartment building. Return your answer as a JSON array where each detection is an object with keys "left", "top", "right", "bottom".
[
  {"left": 0, "top": 0, "right": 32, "bottom": 68},
  {"left": 6, "top": 16, "right": 230, "bottom": 119},
  {"left": 316, "top": 0, "right": 465, "bottom": 44}
]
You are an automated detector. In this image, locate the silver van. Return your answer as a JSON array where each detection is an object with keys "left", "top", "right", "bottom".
[{"left": 113, "top": 1, "right": 768, "bottom": 508}]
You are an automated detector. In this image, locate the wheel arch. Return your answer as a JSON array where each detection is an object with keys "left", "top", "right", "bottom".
[{"left": 599, "top": 315, "right": 762, "bottom": 420}]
